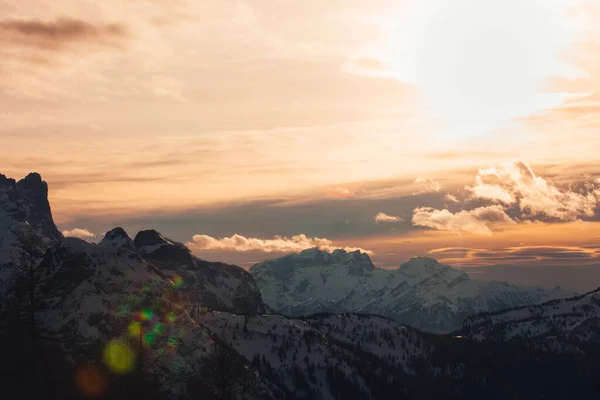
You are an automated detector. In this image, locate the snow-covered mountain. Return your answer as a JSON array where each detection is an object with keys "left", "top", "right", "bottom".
[
  {"left": 250, "top": 248, "right": 573, "bottom": 332},
  {"left": 459, "top": 287, "right": 600, "bottom": 354}
]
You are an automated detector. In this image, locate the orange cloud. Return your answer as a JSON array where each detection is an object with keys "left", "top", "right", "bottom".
[
  {"left": 413, "top": 177, "right": 442, "bottom": 194},
  {"left": 412, "top": 205, "right": 514, "bottom": 235},
  {"left": 187, "top": 233, "right": 373, "bottom": 254},
  {"left": 428, "top": 245, "right": 600, "bottom": 267},
  {"left": 374, "top": 212, "right": 402, "bottom": 223},
  {"left": 444, "top": 194, "right": 460, "bottom": 203},
  {"left": 61, "top": 228, "right": 96, "bottom": 239}
]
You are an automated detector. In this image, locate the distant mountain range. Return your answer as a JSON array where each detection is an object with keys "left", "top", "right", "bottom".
[
  {"left": 250, "top": 249, "right": 572, "bottom": 332},
  {"left": 1, "top": 172, "right": 599, "bottom": 399}
]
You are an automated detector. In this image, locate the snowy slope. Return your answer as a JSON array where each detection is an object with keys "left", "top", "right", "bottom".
[
  {"left": 34, "top": 236, "right": 285, "bottom": 397},
  {"left": 459, "top": 287, "right": 600, "bottom": 353},
  {"left": 250, "top": 249, "right": 572, "bottom": 332},
  {"left": 196, "top": 308, "right": 600, "bottom": 400},
  {"left": 198, "top": 311, "right": 436, "bottom": 400}
]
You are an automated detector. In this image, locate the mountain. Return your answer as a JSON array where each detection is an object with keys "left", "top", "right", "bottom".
[
  {"left": 458, "top": 287, "right": 600, "bottom": 354},
  {"left": 250, "top": 249, "right": 572, "bottom": 332},
  {"left": 0, "top": 173, "right": 272, "bottom": 398},
  {"left": 0, "top": 173, "right": 63, "bottom": 298},
  {"left": 2, "top": 172, "right": 600, "bottom": 399}
]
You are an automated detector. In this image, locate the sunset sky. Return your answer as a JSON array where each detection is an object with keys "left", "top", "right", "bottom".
[{"left": 2, "top": 0, "right": 600, "bottom": 292}]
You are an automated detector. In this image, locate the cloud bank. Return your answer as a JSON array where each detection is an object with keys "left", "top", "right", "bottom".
[
  {"left": 467, "top": 160, "right": 600, "bottom": 221},
  {"left": 187, "top": 233, "right": 373, "bottom": 255},
  {"left": 62, "top": 228, "right": 96, "bottom": 239},
  {"left": 429, "top": 245, "right": 600, "bottom": 266},
  {"left": 412, "top": 160, "right": 600, "bottom": 235},
  {"left": 413, "top": 177, "right": 442, "bottom": 194},
  {"left": 412, "top": 205, "right": 514, "bottom": 235}
]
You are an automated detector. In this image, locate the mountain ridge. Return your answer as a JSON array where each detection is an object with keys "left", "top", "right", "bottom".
[{"left": 250, "top": 248, "right": 573, "bottom": 332}]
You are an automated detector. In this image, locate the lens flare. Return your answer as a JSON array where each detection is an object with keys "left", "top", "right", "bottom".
[
  {"left": 140, "top": 309, "right": 154, "bottom": 320},
  {"left": 128, "top": 321, "right": 142, "bottom": 337},
  {"left": 75, "top": 365, "right": 106, "bottom": 398},
  {"left": 167, "top": 336, "right": 178, "bottom": 348},
  {"left": 153, "top": 323, "right": 165, "bottom": 335},
  {"left": 143, "top": 332, "right": 156, "bottom": 345},
  {"left": 166, "top": 311, "right": 176, "bottom": 323},
  {"left": 103, "top": 340, "right": 136, "bottom": 374},
  {"left": 172, "top": 276, "right": 183, "bottom": 288}
]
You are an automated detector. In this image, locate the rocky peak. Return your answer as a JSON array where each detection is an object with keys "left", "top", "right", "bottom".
[
  {"left": 395, "top": 257, "right": 470, "bottom": 285},
  {"left": 16, "top": 172, "right": 46, "bottom": 193},
  {"left": 133, "top": 229, "right": 167, "bottom": 248},
  {"left": 252, "top": 248, "right": 376, "bottom": 279},
  {"left": 0, "top": 174, "right": 17, "bottom": 189},
  {"left": 134, "top": 229, "right": 192, "bottom": 267},
  {"left": 399, "top": 257, "right": 444, "bottom": 274},
  {"left": 99, "top": 227, "right": 135, "bottom": 250},
  {"left": 297, "top": 248, "right": 374, "bottom": 267},
  {"left": 0, "top": 172, "right": 61, "bottom": 241}
]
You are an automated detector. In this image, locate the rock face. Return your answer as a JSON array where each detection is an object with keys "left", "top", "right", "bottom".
[
  {"left": 0, "top": 173, "right": 63, "bottom": 297},
  {"left": 250, "top": 249, "right": 573, "bottom": 332},
  {"left": 134, "top": 230, "right": 267, "bottom": 314}
]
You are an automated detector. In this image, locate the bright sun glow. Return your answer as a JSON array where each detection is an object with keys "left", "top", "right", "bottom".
[{"left": 381, "top": 0, "right": 585, "bottom": 140}]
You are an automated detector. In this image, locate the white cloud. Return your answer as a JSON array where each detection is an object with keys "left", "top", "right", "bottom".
[
  {"left": 62, "top": 228, "right": 96, "bottom": 240},
  {"left": 374, "top": 212, "right": 403, "bottom": 223},
  {"left": 444, "top": 194, "right": 460, "bottom": 203},
  {"left": 467, "top": 160, "right": 600, "bottom": 221},
  {"left": 413, "top": 177, "right": 442, "bottom": 193},
  {"left": 468, "top": 174, "right": 515, "bottom": 204},
  {"left": 187, "top": 233, "right": 373, "bottom": 254},
  {"left": 412, "top": 205, "right": 514, "bottom": 235}
]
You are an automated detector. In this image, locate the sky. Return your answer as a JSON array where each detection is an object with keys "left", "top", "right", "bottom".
[{"left": 2, "top": 0, "right": 600, "bottom": 292}]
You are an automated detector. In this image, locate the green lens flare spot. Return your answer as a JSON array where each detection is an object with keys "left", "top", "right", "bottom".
[
  {"left": 143, "top": 332, "right": 156, "bottom": 345},
  {"left": 140, "top": 309, "right": 153, "bottom": 320},
  {"left": 166, "top": 312, "right": 176, "bottom": 323},
  {"left": 153, "top": 323, "right": 165, "bottom": 335},
  {"left": 167, "top": 336, "right": 178, "bottom": 348},
  {"left": 103, "top": 340, "right": 136, "bottom": 374}
]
